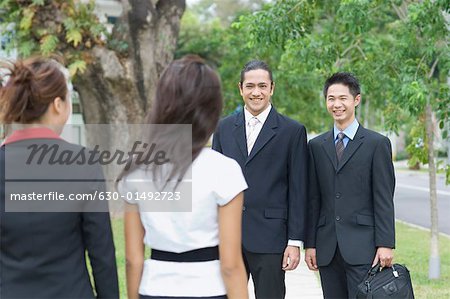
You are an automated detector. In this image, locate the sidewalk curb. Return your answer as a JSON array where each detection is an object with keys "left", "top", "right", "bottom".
[{"left": 396, "top": 219, "right": 450, "bottom": 239}]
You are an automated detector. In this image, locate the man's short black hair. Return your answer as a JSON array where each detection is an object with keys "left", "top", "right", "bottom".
[
  {"left": 323, "top": 72, "right": 360, "bottom": 99},
  {"left": 240, "top": 60, "right": 273, "bottom": 85}
]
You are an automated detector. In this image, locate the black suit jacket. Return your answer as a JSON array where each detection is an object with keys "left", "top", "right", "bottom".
[
  {"left": 0, "top": 139, "right": 119, "bottom": 298},
  {"left": 212, "top": 107, "right": 308, "bottom": 254},
  {"left": 305, "top": 126, "right": 395, "bottom": 266}
]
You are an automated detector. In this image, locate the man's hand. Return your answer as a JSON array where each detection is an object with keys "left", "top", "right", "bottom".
[
  {"left": 305, "top": 248, "right": 318, "bottom": 271},
  {"left": 372, "top": 247, "right": 394, "bottom": 268},
  {"left": 282, "top": 245, "right": 300, "bottom": 271}
]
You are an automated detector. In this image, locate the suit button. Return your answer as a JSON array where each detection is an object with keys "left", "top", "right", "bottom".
[
  {"left": 242, "top": 205, "right": 246, "bottom": 211},
  {"left": 336, "top": 193, "right": 341, "bottom": 199},
  {"left": 336, "top": 216, "right": 341, "bottom": 221}
]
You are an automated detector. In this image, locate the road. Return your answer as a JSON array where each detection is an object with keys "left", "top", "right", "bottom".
[{"left": 395, "top": 169, "right": 450, "bottom": 235}]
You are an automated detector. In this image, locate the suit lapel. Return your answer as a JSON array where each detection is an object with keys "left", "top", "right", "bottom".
[
  {"left": 246, "top": 107, "right": 278, "bottom": 165},
  {"left": 336, "top": 126, "right": 365, "bottom": 172},
  {"left": 232, "top": 111, "right": 248, "bottom": 158},
  {"left": 321, "top": 131, "right": 338, "bottom": 171}
]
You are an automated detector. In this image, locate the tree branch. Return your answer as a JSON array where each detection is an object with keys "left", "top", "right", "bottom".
[
  {"left": 341, "top": 43, "right": 358, "bottom": 57},
  {"left": 414, "top": 54, "right": 427, "bottom": 80},
  {"left": 355, "top": 45, "right": 367, "bottom": 60},
  {"left": 428, "top": 58, "right": 439, "bottom": 79},
  {"left": 287, "top": 0, "right": 306, "bottom": 16}
]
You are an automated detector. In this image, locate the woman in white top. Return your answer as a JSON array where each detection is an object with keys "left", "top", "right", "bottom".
[{"left": 119, "top": 55, "right": 249, "bottom": 299}]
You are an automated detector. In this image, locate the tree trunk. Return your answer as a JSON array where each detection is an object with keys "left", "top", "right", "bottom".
[
  {"left": 72, "top": 0, "right": 186, "bottom": 197},
  {"left": 74, "top": 0, "right": 186, "bottom": 125},
  {"left": 364, "top": 97, "right": 369, "bottom": 128},
  {"left": 426, "top": 101, "right": 440, "bottom": 279}
]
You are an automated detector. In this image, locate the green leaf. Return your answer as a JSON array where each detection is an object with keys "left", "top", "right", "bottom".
[
  {"left": 66, "top": 29, "right": 83, "bottom": 47},
  {"left": 63, "top": 18, "right": 76, "bottom": 30},
  {"left": 18, "top": 40, "right": 36, "bottom": 57},
  {"left": 68, "top": 60, "right": 87, "bottom": 76},
  {"left": 40, "top": 35, "right": 59, "bottom": 55},
  {"left": 20, "top": 8, "right": 34, "bottom": 30}
]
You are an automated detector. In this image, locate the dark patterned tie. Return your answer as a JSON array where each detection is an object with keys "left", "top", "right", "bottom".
[{"left": 336, "top": 132, "right": 345, "bottom": 163}]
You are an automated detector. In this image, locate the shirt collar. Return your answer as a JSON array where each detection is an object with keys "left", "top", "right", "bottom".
[
  {"left": 334, "top": 119, "right": 359, "bottom": 141},
  {"left": 244, "top": 104, "right": 272, "bottom": 125},
  {"left": 1, "top": 127, "right": 62, "bottom": 146}
]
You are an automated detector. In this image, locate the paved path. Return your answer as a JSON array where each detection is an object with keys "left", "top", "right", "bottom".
[
  {"left": 248, "top": 254, "right": 323, "bottom": 299},
  {"left": 394, "top": 168, "right": 450, "bottom": 235}
]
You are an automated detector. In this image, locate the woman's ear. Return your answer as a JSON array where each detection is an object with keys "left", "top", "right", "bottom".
[
  {"left": 52, "top": 97, "right": 64, "bottom": 114},
  {"left": 49, "top": 96, "right": 70, "bottom": 125}
]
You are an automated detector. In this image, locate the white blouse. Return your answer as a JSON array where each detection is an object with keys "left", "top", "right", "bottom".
[{"left": 119, "top": 148, "right": 247, "bottom": 297}]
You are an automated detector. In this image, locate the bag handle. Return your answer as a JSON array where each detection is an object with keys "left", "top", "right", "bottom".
[
  {"left": 368, "top": 263, "right": 382, "bottom": 276},
  {"left": 368, "top": 263, "right": 399, "bottom": 277}
]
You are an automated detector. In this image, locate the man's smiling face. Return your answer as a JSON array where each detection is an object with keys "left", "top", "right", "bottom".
[
  {"left": 326, "top": 83, "right": 360, "bottom": 130},
  {"left": 239, "top": 69, "right": 274, "bottom": 116}
]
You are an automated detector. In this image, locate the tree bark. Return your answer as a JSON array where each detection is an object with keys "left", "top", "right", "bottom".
[
  {"left": 72, "top": 0, "right": 186, "bottom": 196},
  {"left": 74, "top": 0, "right": 186, "bottom": 124},
  {"left": 426, "top": 101, "right": 440, "bottom": 279}
]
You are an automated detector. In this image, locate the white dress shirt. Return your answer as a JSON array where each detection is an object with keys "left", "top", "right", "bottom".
[{"left": 243, "top": 104, "right": 303, "bottom": 249}]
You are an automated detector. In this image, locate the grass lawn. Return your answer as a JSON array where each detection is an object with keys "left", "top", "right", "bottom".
[
  {"left": 395, "top": 222, "right": 450, "bottom": 298},
  {"left": 108, "top": 219, "right": 450, "bottom": 298},
  {"left": 111, "top": 218, "right": 127, "bottom": 299}
]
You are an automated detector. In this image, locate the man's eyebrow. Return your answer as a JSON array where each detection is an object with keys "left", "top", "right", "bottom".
[{"left": 328, "top": 94, "right": 348, "bottom": 98}]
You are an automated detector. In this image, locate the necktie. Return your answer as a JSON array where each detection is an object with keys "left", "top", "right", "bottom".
[
  {"left": 247, "top": 117, "right": 260, "bottom": 154},
  {"left": 336, "top": 132, "right": 345, "bottom": 163}
]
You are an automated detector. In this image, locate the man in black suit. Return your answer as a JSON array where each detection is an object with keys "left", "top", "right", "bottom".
[
  {"left": 305, "top": 72, "right": 395, "bottom": 298},
  {"left": 212, "top": 60, "right": 308, "bottom": 299}
]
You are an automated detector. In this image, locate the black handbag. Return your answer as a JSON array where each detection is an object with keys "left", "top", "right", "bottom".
[{"left": 356, "top": 263, "right": 414, "bottom": 298}]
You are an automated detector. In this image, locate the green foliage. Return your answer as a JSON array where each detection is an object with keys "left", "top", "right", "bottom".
[
  {"left": 0, "top": 0, "right": 107, "bottom": 77},
  {"left": 405, "top": 122, "right": 428, "bottom": 168},
  {"left": 177, "top": 0, "right": 450, "bottom": 181},
  {"left": 400, "top": 81, "right": 427, "bottom": 115},
  {"left": 66, "top": 29, "right": 83, "bottom": 47},
  {"left": 32, "top": 0, "right": 45, "bottom": 5},
  {"left": 68, "top": 59, "right": 87, "bottom": 77},
  {"left": 175, "top": 10, "right": 225, "bottom": 66},
  {"left": 385, "top": 0, "right": 449, "bottom": 182},
  {"left": 17, "top": 40, "right": 36, "bottom": 57},
  {"left": 189, "top": 0, "right": 269, "bottom": 26},
  {"left": 229, "top": 0, "right": 449, "bottom": 181},
  {"left": 19, "top": 7, "right": 35, "bottom": 30},
  {"left": 233, "top": 0, "right": 315, "bottom": 48},
  {"left": 40, "top": 34, "right": 59, "bottom": 55}
]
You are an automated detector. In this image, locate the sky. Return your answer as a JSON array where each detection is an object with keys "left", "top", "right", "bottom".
[{"left": 186, "top": 0, "right": 200, "bottom": 5}]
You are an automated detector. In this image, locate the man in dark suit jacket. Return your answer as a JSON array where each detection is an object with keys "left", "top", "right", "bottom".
[
  {"left": 305, "top": 72, "right": 395, "bottom": 299},
  {"left": 212, "top": 60, "right": 308, "bottom": 299}
]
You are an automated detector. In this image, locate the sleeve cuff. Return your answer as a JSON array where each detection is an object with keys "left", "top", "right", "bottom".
[{"left": 288, "top": 239, "right": 303, "bottom": 250}]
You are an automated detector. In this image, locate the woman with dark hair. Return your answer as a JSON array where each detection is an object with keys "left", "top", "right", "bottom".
[
  {"left": 0, "top": 57, "right": 119, "bottom": 298},
  {"left": 120, "top": 55, "right": 249, "bottom": 299}
]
